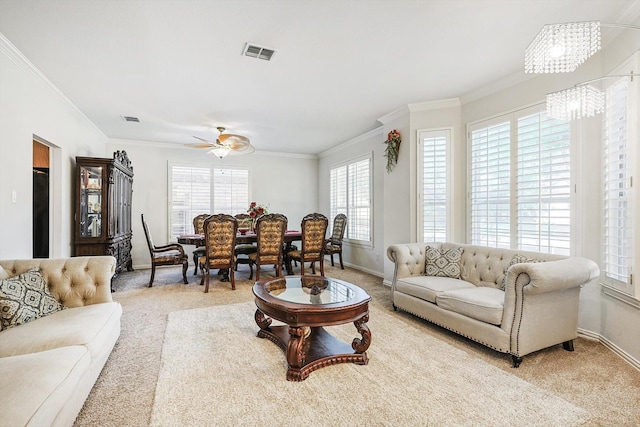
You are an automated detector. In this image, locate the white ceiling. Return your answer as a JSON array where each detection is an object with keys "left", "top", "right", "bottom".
[{"left": 0, "top": 0, "right": 638, "bottom": 155}]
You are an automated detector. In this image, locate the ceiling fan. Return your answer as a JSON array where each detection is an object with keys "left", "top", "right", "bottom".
[{"left": 186, "top": 126, "right": 255, "bottom": 158}]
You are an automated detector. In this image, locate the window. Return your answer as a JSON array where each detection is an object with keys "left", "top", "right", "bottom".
[
  {"left": 169, "top": 164, "right": 249, "bottom": 239},
  {"left": 603, "top": 77, "right": 634, "bottom": 292},
  {"left": 418, "top": 129, "right": 451, "bottom": 242},
  {"left": 469, "top": 106, "right": 571, "bottom": 254},
  {"left": 329, "top": 154, "right": 371, "bottom": 243}
]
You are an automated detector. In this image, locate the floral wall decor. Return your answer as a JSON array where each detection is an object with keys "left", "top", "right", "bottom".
[{"left": 384, "top": 129, "right": 402, "bottom": 173}]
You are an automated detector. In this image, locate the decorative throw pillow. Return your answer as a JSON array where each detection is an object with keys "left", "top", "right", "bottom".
[
  {"left": 425, "top": 246, "right": 463, "bottom": 279},
  {"left": 0, "top": 268, "right": 66, "bottom": 331},
  {"left": 501, "top": 254, "right": 545, "bottom": 290}
]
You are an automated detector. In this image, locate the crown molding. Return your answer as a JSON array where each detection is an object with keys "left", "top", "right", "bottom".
[
  {"left": 407, "top": 98, "right": 461, "bottom": 112},
  {"left": 0, "top": 32, "right": 106, "bottom": 139},
  {"left": 318, "top": 126, "right": 383, "bottom": 158},
  {"left": 108, "top": 138, "right": 318, "bottom": 159},
  {"left": 377, "top": 105, "right": 410, "bottom": 125}
]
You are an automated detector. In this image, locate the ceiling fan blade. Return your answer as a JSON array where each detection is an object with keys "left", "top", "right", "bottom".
[
  {"left": 185, "top": 142, "right": 216, "bottom": 149},
  {"left": 192, "top": 135, "right": 216, "bottom": 144}
]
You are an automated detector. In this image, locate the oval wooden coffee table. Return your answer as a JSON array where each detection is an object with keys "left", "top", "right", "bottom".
[{"left": 253, "top": 275, "right": 372, "bottom": 381}]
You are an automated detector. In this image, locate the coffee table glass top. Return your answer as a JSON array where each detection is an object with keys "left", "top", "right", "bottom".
[{"left": 265, "top": 276, "right": 355, "bottom": 305}]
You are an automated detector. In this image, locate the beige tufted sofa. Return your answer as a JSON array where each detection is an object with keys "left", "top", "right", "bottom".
[
  {"left": 387, "top": 243, "right": 599, "bottom": 367},
  {"left": 0, "top": 256, "right": 122, "bottom": 427}
]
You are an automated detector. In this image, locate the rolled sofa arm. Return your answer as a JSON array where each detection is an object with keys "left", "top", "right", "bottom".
[
  {"left": 387, "top": 243, "right": 429, "bottom": 286},
  {"left": 507, "top": 257, "right": 600, "bottom": 295}
]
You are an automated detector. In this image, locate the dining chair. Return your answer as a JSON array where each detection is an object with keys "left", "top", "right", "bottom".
[
  {"left": 199, "top": 214, "right": 238, "bottom": 292},
  {"left": 248, "top": 213, "right": 287, "bottom": 281},
  {"left": 234, "top": 213, "right": 257, "bottom": 271},
  {"left": 141, "top": 214, "right": 188, "bottom": 287},
  {"left": 286, "top": 213, "right": 328, "bottom": 276},
  {"left": 324, "top": 213, "right": 347, "bottom": 269},
  {"left": 192, "top": 213, "right": 210, "bottom": 275}
]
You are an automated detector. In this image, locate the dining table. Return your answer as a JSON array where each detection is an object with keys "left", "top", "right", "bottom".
[{"left": 178, "top": 230, "right": 303, "bottom": 276}]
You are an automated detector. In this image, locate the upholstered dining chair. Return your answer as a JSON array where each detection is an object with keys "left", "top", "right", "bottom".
[
  {"left": 286, "top": 213, "right": 328, "bottom": 276},
  {"left": 324, "top": 213, "right": 347, "bottom": 269},
  {"left": 141, "top": 214, "right": 188, "bottom": 287},
  {"left": 248, "top": 213, "right": 288, "bottom": 281},
  {"left": 234, "top": 213, "right": 257, "bottom": 271},
  {"left": 199, "top": 214, "right": 238, "bottom": 293},
  {"left": 192, "top": 213, "right": 209, "bottom": 275}
]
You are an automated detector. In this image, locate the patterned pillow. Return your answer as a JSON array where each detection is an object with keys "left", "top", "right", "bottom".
[
  {"left": 425, "top": 246, "right": 463, "bottom": 279},
  {"left": 501, "top": 254, "right": 545, "bottom": 290},
  {"left": 0, "top": 268, "right": 66, "bottom": 331}
]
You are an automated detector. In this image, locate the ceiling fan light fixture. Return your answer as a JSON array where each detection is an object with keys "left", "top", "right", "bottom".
[{"left": 208, "top": 145, "right": 231, "bottom": 159}]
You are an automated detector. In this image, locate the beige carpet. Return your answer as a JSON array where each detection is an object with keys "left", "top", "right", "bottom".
[
  {"left": 73, "top": 264, "right": 640, "bottom": 426},
  {"left": 150, "top": 301, "right": 589, "bottom": 426}
]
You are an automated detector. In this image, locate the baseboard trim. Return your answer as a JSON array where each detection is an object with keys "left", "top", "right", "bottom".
[{"left": 578, "top": 328, "right": 640, "bottom": 372}]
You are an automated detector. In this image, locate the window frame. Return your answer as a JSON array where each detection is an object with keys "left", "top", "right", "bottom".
[
  {"left": 329, "top": 152, "right": 373, "bottom": 248},
  {"left": 466, "top": 103, "right": 576, "bottom": 255},
  {"left": 167, "top": 161, "right": 250, "bottom": 241},
  {"left": 416, "top": 127, "right": 452, "bottom": 243}
]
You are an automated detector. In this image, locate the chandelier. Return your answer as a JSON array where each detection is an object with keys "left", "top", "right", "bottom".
[
  {"left": 525, "top": 21, "right": 640, "bottom": 74},
  {"left": 546, "top": 73, "right": 634, "bottom": 120}
]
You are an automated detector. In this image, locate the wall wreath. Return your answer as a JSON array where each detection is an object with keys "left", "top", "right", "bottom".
[{"left": 384, "top": 129, "right": 401, "bottom": 173}]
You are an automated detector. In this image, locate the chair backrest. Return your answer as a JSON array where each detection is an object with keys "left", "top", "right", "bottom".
[
  {"left": 300, "top": 213, "right": 328, "bottom": 258},
  {"left": 193, "top": 214, "right": 210, "bottom": 234},
  {"left": 255, "top": 214, "right": 288, "bottom": 264},
  {"left": 234, "top": 213, "right": 252, "bottom": 229},
  {"left": 203, "top": 214, "right": 238, "bottom": 267},
  {"left": 329, "top": 213, "right": 347, "bottom": 242},
  {"left": 141, "top": 214, "right": 155, "bottom": 252}
]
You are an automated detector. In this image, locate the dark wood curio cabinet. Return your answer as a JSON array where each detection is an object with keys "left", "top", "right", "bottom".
[{"left": 74, "top": 151, "right": 134, "bottom": 277}]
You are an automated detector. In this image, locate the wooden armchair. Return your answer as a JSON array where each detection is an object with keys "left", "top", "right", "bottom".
[
  {"left": 141, "top": 214, "right": 188, "bottom": 287},
  {"left": 199, "top": 214, "right": 238, "bottom": 292},
  {"left": 287, "top": 213, "right": 328, "bottom": 276},
  {"left": 325, "top": 213, "right": 347, "bottom": 269},
  {"left": 248, "top": 213, "right": 287, "bottom": 281}
]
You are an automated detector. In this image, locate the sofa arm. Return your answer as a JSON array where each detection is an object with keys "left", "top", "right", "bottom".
[
  {"left": 387, "top": 244, "right": 428, "bottom": 286},
  {"left": 507, "top": 257, "right": 600, "bottom": 295}
]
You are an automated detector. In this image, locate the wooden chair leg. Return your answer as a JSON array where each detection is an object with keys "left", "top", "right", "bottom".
[
  {"left": 182, "top": 260, "right": 188, "bottom": 284},
  {"left": 230, "top": 267, "right": 235, "bottom": 290},
  {"left": 204, "top": 266, "right": 210, "bottom": 293},
  {"left": 255, "top": 263, "right": 261, "bottom": 281},
  {"left": 248, "top": 261, "right": 254, "bottom": 280},
  {"left": 193, "top": 253, "right": 199, "bottom": 275},
  {"left": 319, "top": 257, "right": 324, "bottom": 276},
  {"left": 330, "top": 253, "right": 335, "bottom": 266},
  {"left": 149, "top": 264, "right": 156, "bottom": 287},
  {"left": 338, "top": 251, "right": 344, "bottom": 269},
  {"left": 300, "top": 260, "right": 305, "bottom": 276},
  {"left": 310, "top": 261, "right": 316, "bottom": 275}
]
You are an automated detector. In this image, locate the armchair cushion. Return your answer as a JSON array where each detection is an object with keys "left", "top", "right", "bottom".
[
  {"left": 0, "top": 268, "right": 66, "bottom": 331},
  {"left": 425, "top": 246, "right": 463, "bottom": 279}
]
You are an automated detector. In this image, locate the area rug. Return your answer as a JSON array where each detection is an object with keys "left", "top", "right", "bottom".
[{"left": 150, "top": 302, "right": 590, "bottom": 426}]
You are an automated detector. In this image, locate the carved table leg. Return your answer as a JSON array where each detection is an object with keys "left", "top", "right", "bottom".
[
  {"left": 286, "top": 326, "right": 307, "bottom": 370},
  {"left": 352, "top": 314, "right": 371, "bottom": 353},
  {"left": 254, "top": 309, "right": 272, "bottom": 330}
]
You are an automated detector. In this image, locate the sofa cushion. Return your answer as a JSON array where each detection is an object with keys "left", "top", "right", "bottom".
[
  {"left": 0, "top": 302, "right": 122, "bottom": 359},
  {"left": 501, "top": 254, "right": 545, "bottom": 290},
  {"left": 425, "top": 246, "right": 463, "bottom": 278},
  {"left": 0, "top": 266, "right": 8, "bottom": 280},
  {"left": 0, "top": 268, "right": 66, "bottom": 331},
  {"left": 396, "top": 276, "right": 475, "bottom": 303},
  {"left": 436, "top": 287, "right": 505, "bottom": 325},
  {"left": 0, "top": 346, "right": 90, "bottom": 427}
]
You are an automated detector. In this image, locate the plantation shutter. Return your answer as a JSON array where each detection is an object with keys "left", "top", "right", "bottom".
[
  {"left": 603, "top": 77, "right": 633, "bottom": 285},
  {"left": 516, "top": 112, "right": 571, "bottom": 255},
  {"left": 170, "top": 165, "right": 210, "bottom": 239},
  {"left": 470, "top": 121, "right": 511, "bottom": 248},
  {"left": 348, "top": 158, "right": 371, "bottom": 241},
  {"left": 419, "top": 131, "right": 448, "bottom": 242},
  {"left": 212, "top": 168, "right": 249, "bottom": 215},
  {"left": 330, "top": 165, "right": 348, "bottom": 225}
]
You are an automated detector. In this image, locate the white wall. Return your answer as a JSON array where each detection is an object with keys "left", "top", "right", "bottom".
[
  {"left": 106, "top": 139, "right": 318, "bottom": 268},
  {"left": 0, "top": 34, "right": 108, "bottom": 259}
]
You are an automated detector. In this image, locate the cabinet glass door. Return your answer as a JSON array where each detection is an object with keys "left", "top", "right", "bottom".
[{"left": 79, "top": 166, "right": 103, "bottom": 237}]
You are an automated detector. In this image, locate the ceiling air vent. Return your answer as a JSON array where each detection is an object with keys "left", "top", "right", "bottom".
[
  {"left": 242, "top": 43, "right": 276, "bottom": 61},
  {"left": 122, "top": 115, "right": 140, "bottom": 123}
]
